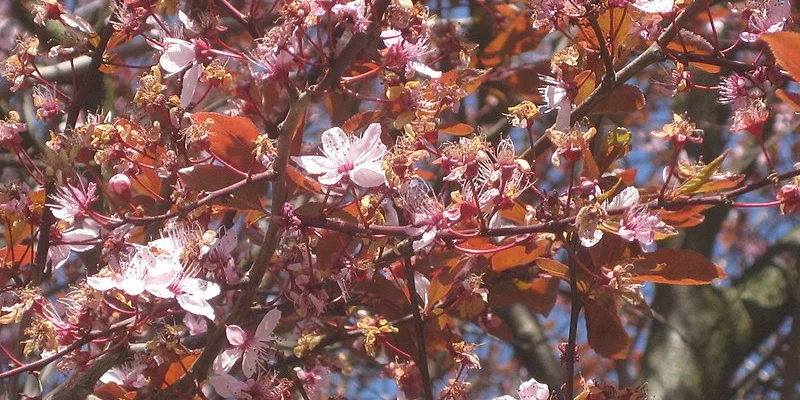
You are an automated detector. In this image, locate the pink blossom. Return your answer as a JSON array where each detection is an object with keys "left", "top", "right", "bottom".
[
  {"left": 739, "top": 0, "right": 791, "bottom": 42},
  {"left": 381, "top": 29, "right": 441, "bottom": 79},
  {"left": 332, "top": 0, "right": 370, "bottom": 33},
  {"left": 50, "top": 181, "right": 98, "bottom": 224},
  {"left": 99, "top": 360, "right": 147, "bottom": 389},
  {"left": 292, "top": 123, "right": 387, "bottom": 188},
  {"left": 0, "top": 114, "right": 26, "bottom": 148},
  {"left": 213, "top": 309, "right": 281, "bottom": 377},
  {"left": 619, "top": 205, "right": 663, "bottom": 246},
  {"left": 159, "top": 38, "right": 204, "bottom": 108},
  {"left": 48, "top": 224, "right": 99, "bottom": 271}
]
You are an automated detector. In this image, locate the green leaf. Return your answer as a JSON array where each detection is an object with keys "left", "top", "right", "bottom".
[
  {"left": 595, "top": 127, "right": 632, "bottom": 173},
  {"left": 674, "top": 151, "right": 727, "bottom": 197}
]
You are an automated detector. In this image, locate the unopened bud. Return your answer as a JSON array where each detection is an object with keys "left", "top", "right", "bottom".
[{"left": 108, "top": 173, "right": 132, "bottom": 200}]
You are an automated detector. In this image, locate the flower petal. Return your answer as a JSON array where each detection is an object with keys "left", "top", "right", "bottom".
[
  {"left": 256, "top": 308, "right": 281, "bottom": 337},
  {"left": 226, "top": 325, "right": 247, "bottom": 346},
  {"left": 180, "top": 63, "right": 202, "bottom": 109},
  {"left": 350, "top": 163, "right": 386, "bottom": 188},
  {"left": 320, "top": 127, "right": 350, "bottom": 164},
  {"left": 159, "top": 39, "right": 195, "bottom": 74},
  {"left": 291, "top": 155, "right": 336, "bottom": 175}
]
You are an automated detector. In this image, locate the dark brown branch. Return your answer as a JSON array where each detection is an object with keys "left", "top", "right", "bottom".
[{"left": 404, "top": 255, "right": 434, "bottom": 400}]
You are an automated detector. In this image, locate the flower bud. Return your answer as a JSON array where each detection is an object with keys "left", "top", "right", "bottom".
[{"left": 108, "top": 173, "right": 132, "bottom": 200}]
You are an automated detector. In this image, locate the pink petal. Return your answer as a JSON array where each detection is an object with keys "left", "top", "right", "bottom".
[
  {"left": 226, "top": 325, "right": 247, "bottom": 346},
  {"left": 256, "top": 308, "right": 281, "bottom": 337},
  {"left": 241, "top": 350, "right": 258, "bottom": 378},
  {"left": 317, "top": 171, "right": 345, "bottom": 186},
  {"left": 209, "top": 373, "right": 248, "bottom": 398},
  {"left": 212, "top": 348, "right": 242, "bottom": 374}
]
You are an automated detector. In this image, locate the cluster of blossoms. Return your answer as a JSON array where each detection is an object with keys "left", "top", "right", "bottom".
[{"left": 0, "top": 0, "right": 797, "bottom": 398}]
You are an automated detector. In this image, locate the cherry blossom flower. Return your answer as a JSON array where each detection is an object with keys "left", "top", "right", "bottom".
[
  {"left": 159, "top": 38, "right": 205, "bottom": 108},
  {"left": 50, "top": 181, "right": 98, "bottom": 224},
  {"left": 214, "top": 309, "right": 281, "bottom": 378},
  {"left": 381, "top": 29, "right": 441, "bottom": 79},
  {"left": 48, "top": 223, "right": 99, "bottom": 271},
  {"left": 99, "top": 360, "right": 147, "bottom": 389},
  {"left": 292, "top": 123, "right": 387, "bottom": 188},
  {"left": 630, "top": 0, "right": 675, "bottom": 14},
  {"left": 739, "top": 0, "right": 791, "bottom": 42},
  {"left": 87, "top": 246, "right": 150, "bottom": 296},
  {"left": 491, "top": 377, "right": 550, "bottom": 400},
  {"left": 143, "top": 256, "right": 221, "bottom": 320},
  {"left": 0, "top": 111, "right": 26, "bottom": 149},
  {"left": 399, "top": 177, "right": 447, "bottom": 252},
  {"left": 332, "top": 0, "right": 370, "bottom": 33}
]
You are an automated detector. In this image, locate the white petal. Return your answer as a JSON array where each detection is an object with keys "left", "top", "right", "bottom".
[
  {"left": 631, "top": 0, "right": 674, "bottom": 14},
  {"left": 320, "top": 127, "right": 350, "bottom": 164},
  {"left": 120, "top": 277, "right": 145, "bottom": 296},
  {"left": 180, "top": 63, "right": 202, "bottom": 109},
  {"left": 350, "top": 123, "right": 383, "bottom": 160},
  {"left": 412, "top": 62, "right": 442, "bottom": 79},
  {"left": 350, "top": 163, "right": 386, "bottom": 188},
  {"left": 62, "top": 228, "right": 97, "bottom": 252},
  {"left": 159, "top": 39, "right": 195, "bottom": 74},
  {"left": 317, "top": 171, "right": 345, "bottom": 186},
  {"left": 580, "top": 229, "right": 604, "bottom": 247},
  {"left": 48, "top": 245, "right": 70, "bottom": 270},
  {"left": 292, "top": 155, "right": 336, "bottom": 175},
  {"left": 213, "top": 348, "right": 242, "bottom": 374},
  {"left": 86, "top": 276, "right": 115, "bottom": 291},
  {"left": 177, "top": 293, "right": 216, "bottom": 320}
]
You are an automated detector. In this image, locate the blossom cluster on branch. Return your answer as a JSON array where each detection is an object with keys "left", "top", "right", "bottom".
[{"left": 0, "top": 0, "right": 798, "bottom": 399}]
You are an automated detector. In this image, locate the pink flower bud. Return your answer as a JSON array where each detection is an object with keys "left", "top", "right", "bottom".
[{"left": 108, "top": 173, "right": 132, "bottom": 200}]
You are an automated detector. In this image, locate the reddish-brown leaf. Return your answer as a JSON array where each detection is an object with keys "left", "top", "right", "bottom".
[
  {"left": 341, "top": 111, "right": 384, "bottom": 134},
  {"left": 0, "top": 244, "right": 34, "bottom": 268},
  {"left": 159, "top": 354, "right": 199, "bottom": 388},
  {"left": 585, "top": 292, "right": 629, "bottom": 359},
  {"left": 178, "top": 165, "right": 266, "bottom": 211},
  {"left": 776, "top": 89, "right": 800, "bottom": 111},
  {"left": 480, "top": 6, "right": 546, "bottom": 67},
  {"left": 460, "top": 239, "right": 545, "bottom": 272},
  {"left": 438, "top": 122, "right": 475, "bottom": 136},
  {"left": 762, "top": 32, "right": 800, "bottom": 82},
  {"left": 93, "top": 382, "right": 136, "bottom": 400},
  {"left": 667, "top": 30, "right": 721, "bottom": 73},
  {"left": 426, "top": 271, "right": 455, "bottom": 310},
  {"left": 631, "top": 248, "right": 727, "bottom": 285},
  {"left": 588, "top": 84, "right": 645, "bottom": 115},
  {"left": 189, "top": 112, "right": 264, "bottom": 173},
  {"left": 535, "top": 257, "right": 570, "bottom": 281},
  {"left": 488, "top": 277, "right": 559, "bottom": 316}
]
